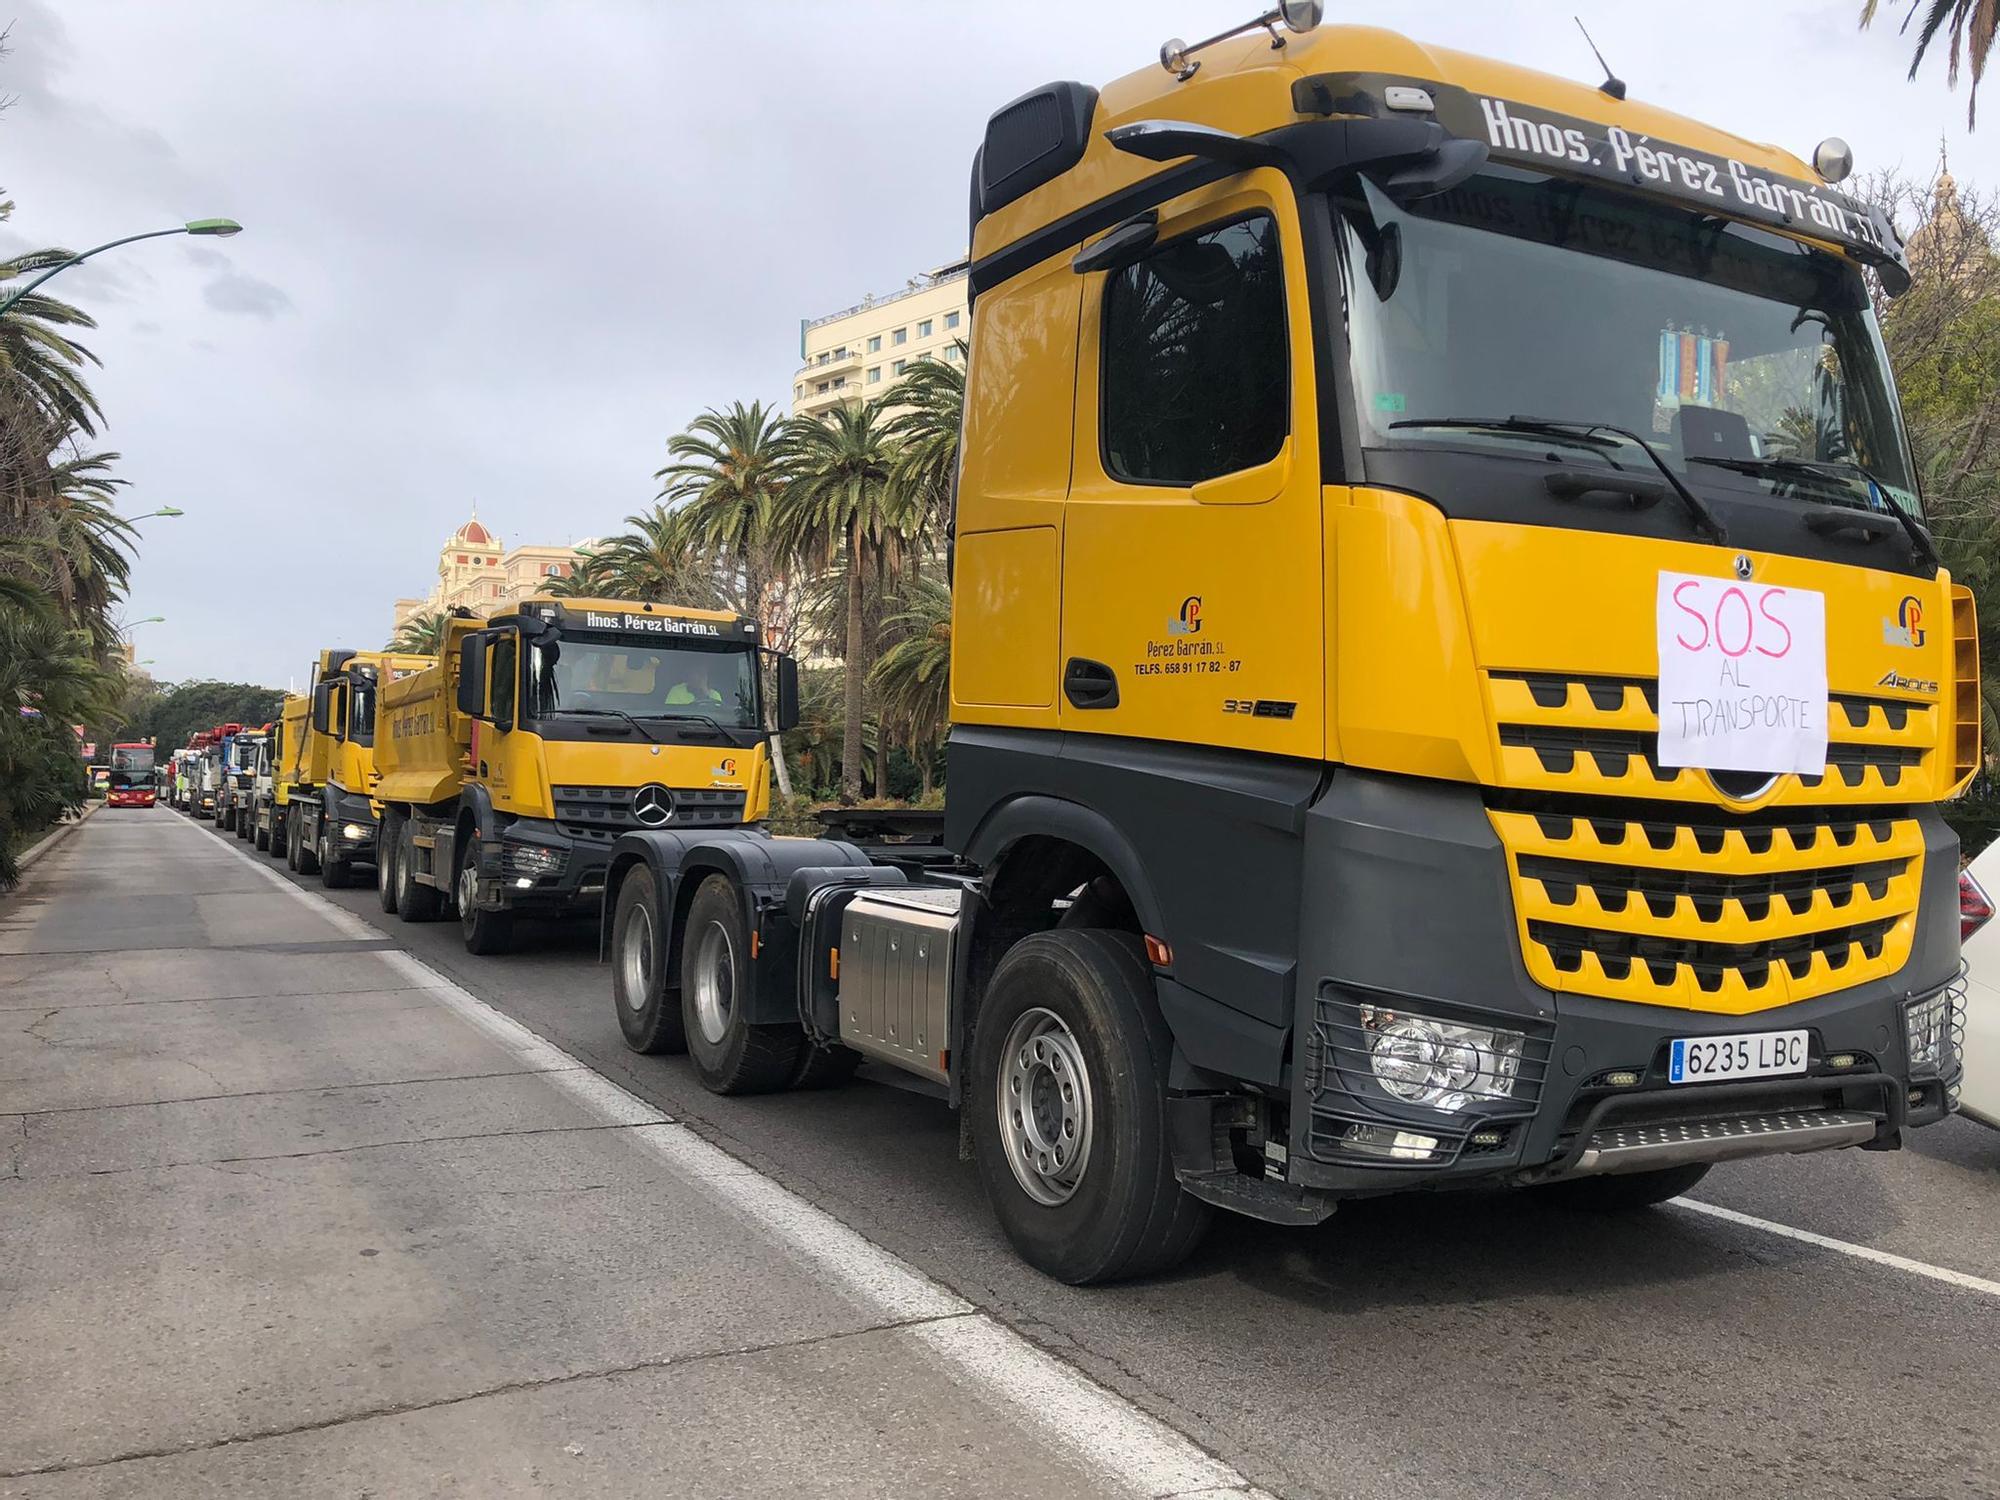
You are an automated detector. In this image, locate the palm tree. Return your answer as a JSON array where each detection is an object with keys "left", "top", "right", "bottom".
[
  {"left": 772, "top": 400, "right": 903, "bottom": 800},
  {"left": 0, "top": 245, "right": 105, "bottom": 446},
  {"left": 1863, "top": 1, "right": 1999, "bottom": 125},
  {"left": 881, "top": 343, "right": 965, "bottom": 553},
  {"left": 388, "top": 608, "right": 449, "bottom": 655},
  {"left": 597, "top": 506, "right": 729, "bottom": 608},
  {"left": 869, "top": 575, "right": 951, "bottom": 798},
  {"left": 655, "top": 400, "right": 787, "bottom": 625},
  {"left": 547, "top": 546, "right": 622, "bottom": 599}
]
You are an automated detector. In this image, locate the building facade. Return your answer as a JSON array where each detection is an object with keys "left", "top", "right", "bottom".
[
  {"left": 391, "top": 514, "right": 583, "bottom": 636},
  {"left": 793, "top": 261, "right": 968, "bottom": 417}
]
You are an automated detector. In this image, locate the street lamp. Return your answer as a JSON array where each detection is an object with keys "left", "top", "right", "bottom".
[
  {"left": 0, "top": 220, "right": 245, "bottom": 318},
  {"left": 125, "top": 616, "right": 165, "bottom": 628},
  {"left": 128, "top": 507, "right": 184, "bottom": 522}
]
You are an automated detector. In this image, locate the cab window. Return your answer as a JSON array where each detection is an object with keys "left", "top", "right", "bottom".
[
  {"left": 1100, "top": 213, "right": 1287, "bottom": 485},
  {"left": 491, "top": 635, "right": 517, "bottom": 728}
]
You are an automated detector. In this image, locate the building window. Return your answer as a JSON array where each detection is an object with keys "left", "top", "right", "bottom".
[
  {"left": 867, "top": 335, "right": 881, "bottom": 353},
  {"left": 1101, "top": 214, "right": 1286, "bottom": 486},
  {"left": 892, "top": 358, "right": 907, "bottom": 375},
  {"left": 832, "top": 376, "right": 846, "bottom": 389},
  {"left": 944, "top": 345, "right": 962, "bottom": 362},
  {"left": 545, "top": 563, "right": 561, "bottom": 576},
  {"left": 834, "top": 346, "right": 847, "bottom": 358},
  {"left": 918, "top": 319, "right": 933, "bottom": 337},
  {"left": 945, "top": 311, "right": 960, "bottom": 330},
  {"left": 867, "top": 366, "right": 881, "bottom": 383},
  {"left": 817, "top": 380, "right": 830, "bottom": 394},
  {"left": 892, "top": 327, "right": 907, "bottom": 345}
]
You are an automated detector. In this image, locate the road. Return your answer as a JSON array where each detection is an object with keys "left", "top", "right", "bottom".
[{"left": 9, "top": 808, "right": 2000, "bottom": 1498}]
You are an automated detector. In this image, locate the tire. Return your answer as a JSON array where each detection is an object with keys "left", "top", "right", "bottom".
[
  {"left": 254, "top": 815, "right": 270, "bottom": 852},
  {"left": 456, "top": 834, "right": 513, "bottom": 955},
  {"left": 394, "top": 818, "right": 443, "bottom": 922},
  {"left": 1529, "top": 1163, "right": 1712, "bottom": 1211},
  {"left": 790, "top": 1041, "right": 863, "bottom": 1089},
  {"left": 284, "top": 810, "right": 301, "bottom": 869},
  {"left": 612, "top": 865, "right": 685, "bottom": 1054},
  {"left": 294, "top": 810, "right": 321, "bottom": 875},
  {"left": 319, "top": 824, "right": 352, "bottom": 889},
  {"left": 270, "top": 811, "right": 288, "bottom": 862},
  {"left": 375, "top": 811, "right": 401, "bottom": 913},
  {"left": 680, "top": 873, "right": 798, "bottom": 1093},
  {"left": 969, "top": 929, "right": 1211, "bottom": 1285}
]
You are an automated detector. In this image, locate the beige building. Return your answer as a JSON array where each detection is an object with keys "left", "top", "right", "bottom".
[
  {"left": 391, "top": 512, "right": 584, "bottom": 636},
  {"left": 793, "top": 261, "right": 968, "bottom": 417}
]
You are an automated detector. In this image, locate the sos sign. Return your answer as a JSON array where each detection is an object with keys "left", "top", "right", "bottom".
[{"left": 1656, "top": 572, "right": 1827, "bottom": 776}]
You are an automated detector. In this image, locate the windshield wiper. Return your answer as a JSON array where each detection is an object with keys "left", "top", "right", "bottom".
[
  {"left": 1686, "top": 455, "right": 1938, "bottom": 570},
  {"left": 637, "top": 712, "right": 731, "bottom": 738},
  {"left": 548, "top": 706, "right": 662, "bottom": 743},
  {"left": 1391, "top": 416, "right": 1726, "bottom": 543}
]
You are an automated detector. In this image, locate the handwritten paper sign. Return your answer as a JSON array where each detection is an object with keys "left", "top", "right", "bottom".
[{"left": 1656, "top": 572, "right": 1827, "bottom": 775}]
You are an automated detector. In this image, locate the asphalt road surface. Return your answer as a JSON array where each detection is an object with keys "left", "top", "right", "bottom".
[{"left": 10, "top": 806, "right": 1999, "bottom": 1498}]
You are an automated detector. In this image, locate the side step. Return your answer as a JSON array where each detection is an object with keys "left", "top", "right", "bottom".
[
  {"left": 1178, "top": 1170, "right": 1336, "bottom": 1226},
  {"left": 1571, "top": 1108, "right": 1878, "bottom": 1177}
]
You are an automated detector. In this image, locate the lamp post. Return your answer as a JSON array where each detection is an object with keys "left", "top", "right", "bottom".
[
  {"left": 128, "top": 507, "right": 184, "bottom": 523},
  {"left": 126, "top": 616, "right": 165, "bottom": 628},
  {"left": 0, "top": 220, "right": 244, "bottom": 318}
]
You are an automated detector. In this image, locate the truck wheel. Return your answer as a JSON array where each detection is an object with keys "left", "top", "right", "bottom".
[
  {"left": 1529, "top": 1164, "right": 1712, "bottom": 1211},
  {"left": 319, "top": 827, "right": 352, "bottom": 890},
  {"left": 680, "top": 873, "right": 798, "bottom": 1093},
  {"left": 969, "top": 929, "right": 1211, "bottom": 1285},
  {"left": 295, "top": 811, "right": 321, "bottom": 875},
  {"left": 270, "top": 814, "right": 288, "bottom": 862},
  {"left": 457, "top": 836, "right": 513, "bottom": 955},
  {"left": 238, "top": 809, "right": 253, "bottom": 841},
  {"left": 612, "top": 864, "right": 685, "bottom": 1054},
  {"left": 254, "top": 816, "right": 269, "bottom": 852},
  {"left": 395, "top": 819, "right": 442, "bottom": 922},
  {"left": 375, "top": 812, "right": 401, "bottom": 913}
]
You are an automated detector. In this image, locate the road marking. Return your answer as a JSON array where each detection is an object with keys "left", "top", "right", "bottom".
[
  {"left": 215, "top": 826, "right": 1270, "bottom": 1499},
  {"left": 1676, "top": 1198, "right": 2000, "bottom": 1299}
]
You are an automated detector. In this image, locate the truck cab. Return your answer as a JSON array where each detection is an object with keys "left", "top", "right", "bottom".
[
  {"left": 601, "top": 10, "right": 1976, "bottom": 1283},
  {"left": 287, "top": 649, "right": 433, "bottom": 886},
  {"left": 374, "top": 597, "right": 782, "bottom": 954}
]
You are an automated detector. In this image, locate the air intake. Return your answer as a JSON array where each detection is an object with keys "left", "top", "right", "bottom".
[{"left": 973, "top": 81, "right": 1097, "bottom": 224}]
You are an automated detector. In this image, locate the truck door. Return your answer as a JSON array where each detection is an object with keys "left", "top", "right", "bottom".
[{"left": 1061, "top": 170, "right": 1324, "bottom": 762}]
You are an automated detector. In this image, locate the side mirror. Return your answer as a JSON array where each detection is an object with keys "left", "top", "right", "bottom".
[
  {"left": 456, "top": 632, "right": 489, "bottom": 720},
  {"left": 776, "top": 654, "right": 801, "bottom": 734},
  {"left": 310, "top": 681, "right": 332, "bottom": 734}
]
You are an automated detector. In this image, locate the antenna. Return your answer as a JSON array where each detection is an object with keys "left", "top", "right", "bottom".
[{"left": 1574, "top": 16, "right": 1627, "bottom": 100}]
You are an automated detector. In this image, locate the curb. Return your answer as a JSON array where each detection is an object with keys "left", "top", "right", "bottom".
[{"left": 13, "top": 798, "right": 103, "bottom": 881}]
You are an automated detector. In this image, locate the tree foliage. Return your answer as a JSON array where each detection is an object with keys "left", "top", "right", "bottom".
[{"left": 1863, "top": 0, "right": 2000, "bottom": 126}]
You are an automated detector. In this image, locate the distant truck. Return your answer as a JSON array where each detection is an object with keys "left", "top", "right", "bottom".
[
  {"left": 227, "top": 725, "right": 270, "bottom": 841},
  {"left": 372, "top": 596, "right": 777, "bottom": 954},
  {"left": 276, "top": 649, "right": 433, "bottom": 886},
  {"left": 214, "top": 724, "right": 259, "bottom": 833}
]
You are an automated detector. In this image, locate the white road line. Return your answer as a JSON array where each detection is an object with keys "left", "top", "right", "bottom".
[
  {"left": 214, "top": 827, "right": 1270, "bottom": 1499},
  {"left": 1675, "top": 1198, "right": 2000, "bottom": 1299}
]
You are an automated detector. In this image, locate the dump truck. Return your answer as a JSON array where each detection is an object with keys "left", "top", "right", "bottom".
[
  {"left": 372, "top": 597, "right": 777, "bottom": 955},
  {"left": 228, "top": 724, "right": 271, "bottom": 842},
  {"left": 215, "top": 724, "right": 261, "bottom": 834},
  {"left": 278, "top": 649, "right": 433, "bottom": 886},
  {"left": 597, "top": 6, "right": 1977, "bottom": 1284}
]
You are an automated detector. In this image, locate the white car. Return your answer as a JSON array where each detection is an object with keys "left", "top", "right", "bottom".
[{"left": 1956, "top": 841, "right": 2000, "bottom": 1127}]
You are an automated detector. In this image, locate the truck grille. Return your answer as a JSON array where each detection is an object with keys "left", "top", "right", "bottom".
[
  {"left": 1485, "top": 671, "right": 1928, "bottom": 1012},
  {"left": 552, "top": 784, "right": 749, "bottom": 842}
]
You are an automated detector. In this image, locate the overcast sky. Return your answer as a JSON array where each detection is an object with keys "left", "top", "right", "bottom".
[{"left": 5, "top": 0, "right": 1994, "bottom": 688}]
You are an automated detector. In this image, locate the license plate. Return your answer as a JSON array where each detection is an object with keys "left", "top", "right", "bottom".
[{"left": 1668, "top": 1029, "right": 1809, "bottom": 1084}]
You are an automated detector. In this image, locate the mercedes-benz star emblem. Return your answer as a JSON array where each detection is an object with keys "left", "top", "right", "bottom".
[
  {"left": 1733, "top": 553, "right": 1753, "bottom": 580},
  {"left": 631, "top": 783, "right": 674, "bottom": 827}
]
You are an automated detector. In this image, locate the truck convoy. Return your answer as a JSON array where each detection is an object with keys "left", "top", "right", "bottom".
[
  {"left": 274, "top": 649, "right": 433, "bottom": 887},
  {"left": 577, "top": 7, "right": 1979, "bottom": 1283},
  {"left": 370, "top": 597, "right": 775, "bottom": 953}
]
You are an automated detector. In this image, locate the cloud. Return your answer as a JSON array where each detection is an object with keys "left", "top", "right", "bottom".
[{"left": 200, "top": 267, "right": 291, "bottom": 318}]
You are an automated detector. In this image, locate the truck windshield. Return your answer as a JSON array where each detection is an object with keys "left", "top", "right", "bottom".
[
  {"left": 526, "top": 634, "right": 757, "bottom": 728},
  {"left": 1338, "top": 169, "right": 1920, "bottom": 517}
]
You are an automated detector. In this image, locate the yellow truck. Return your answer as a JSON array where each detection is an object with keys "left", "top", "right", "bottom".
[
  {"left": 275, "top": 648, "right": 434, "bottom": 887},
  {"left": 598, "top": 5, "right": 1978, "bottom": 1283},
  {"left": 371, "top": 596, "right": 781, "bottom": 955}
]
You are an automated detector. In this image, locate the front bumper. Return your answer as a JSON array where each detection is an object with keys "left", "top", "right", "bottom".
[
  {"left": 468, "top": 816, "right": 610, "bottom": 914},
  {"left": 1284, "top": 770, "right": 1962, "bottom": 1195}
]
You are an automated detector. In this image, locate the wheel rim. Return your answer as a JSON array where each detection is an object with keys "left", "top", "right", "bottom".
[
  {"left": 691, "top": 920, "right": 735, "bottom": 1044},
  {"left": 395, "top": 839, "right": 409, "bottom": 901},
  {"left": 379, "top": 842, "right": 393, "bottom": 895},
  {"left": 458, "top": 848, "right": 478, "bottom": 923},
  {"left": 996, "top": 1007, "right": 1094, "bottom": 1207},
  {"left": 621, "top": 903, "right": 655, "bottom": 1011}
]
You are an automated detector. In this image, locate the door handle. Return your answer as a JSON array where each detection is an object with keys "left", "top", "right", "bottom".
[{"left": 1063, "top": 658, "right": 1120, "bottom": 710}]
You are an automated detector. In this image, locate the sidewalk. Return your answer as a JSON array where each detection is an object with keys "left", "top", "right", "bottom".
[{"left": 0, "top": 810, "right": 1257, "bottom": 1498}]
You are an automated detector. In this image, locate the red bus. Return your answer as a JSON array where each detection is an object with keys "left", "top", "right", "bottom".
[{"left": 107, "top": 741, "right": 157, "bottom": 808}]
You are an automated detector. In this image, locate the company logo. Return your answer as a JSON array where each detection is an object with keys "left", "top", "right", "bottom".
[
  {"left": 711, "top": 758, "right": 737, "bottom": 778},
  {"left": 1883, "top": 595, "right": 1927, "bottom": 649},
  {"left": 1878, "top": 669, "right": 1939, "bottom": 695},
  {"left": 631, "top": 783, "right": 675, "bottom": 827},
  {"left": 1168, "top": 596, "right": 1203, "bottom": 636}
]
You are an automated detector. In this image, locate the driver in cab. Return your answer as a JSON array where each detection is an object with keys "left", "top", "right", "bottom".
[{"left": 665, "top": 655, "right": 726, "bottom": 712}]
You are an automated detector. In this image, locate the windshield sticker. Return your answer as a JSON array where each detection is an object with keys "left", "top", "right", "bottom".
[
  {"left": 582, "top": 610, "right": 722, "bottom": 637},
  {"left": 1657, "top": 572, "right": 1827, "bottom": 776},
  {"left": 1465, "top": 95, "right": 1896, "bottom": 263}
]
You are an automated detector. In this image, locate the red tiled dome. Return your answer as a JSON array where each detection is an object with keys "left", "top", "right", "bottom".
[{"left": 455, "top": 518, "right": 493, "bottom": 545}]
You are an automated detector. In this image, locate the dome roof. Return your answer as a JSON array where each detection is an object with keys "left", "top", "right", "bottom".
[{"left": 453, "top": 516, "right": 495, "bottom": 546}]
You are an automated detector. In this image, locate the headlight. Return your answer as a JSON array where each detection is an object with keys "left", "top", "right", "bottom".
[
  {"left": 504, "top": 842, "right": 565, "bottom": 878},
  {"left": 342, "top": 822, "right": 369, "bottom": 841},
  {"left": 1904, "top": 988, "right": 1960, "bottom": 1075},
  {"left": 1359, "top": 1004, "right": 1525, "bottom": 1113}
]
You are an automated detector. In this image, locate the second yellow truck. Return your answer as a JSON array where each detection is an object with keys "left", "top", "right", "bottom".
[{"left": 371, "top": 596, "right": 782, "bottom": 953}]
